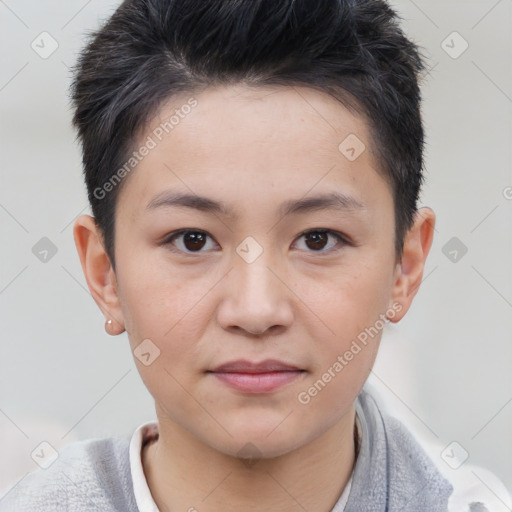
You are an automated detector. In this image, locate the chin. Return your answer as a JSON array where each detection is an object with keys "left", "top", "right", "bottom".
[
  {"left": 216, "top": 436, "right": 301, "bottom": 462},
  {"left": 206, "top": 420, "right": 313, "bottom": 461}
]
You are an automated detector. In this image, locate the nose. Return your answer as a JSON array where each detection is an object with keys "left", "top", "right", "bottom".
[{"left": 216, "top": 251, "right": 294, "bottom": 337}]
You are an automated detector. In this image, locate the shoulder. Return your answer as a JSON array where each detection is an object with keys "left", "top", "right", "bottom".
[
  {"left": 356, "top": 389, "right": 512, "bottom": 512},
  {"left": 0, "top": 435, "right": 137, "bottom": 512},
  {"left": 362, "top": 389, "right": 454, "bottom": 488},
  {"left": 348, "top": 389, "right": 453, "bottom": 511}
]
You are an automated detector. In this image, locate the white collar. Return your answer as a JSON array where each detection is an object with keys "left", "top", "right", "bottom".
[
  {"left": 129, "top": 421, "right": 353, "bottom": 511},
  {"left": 129, "top": 421, "right": 160, "bottom": 512}
]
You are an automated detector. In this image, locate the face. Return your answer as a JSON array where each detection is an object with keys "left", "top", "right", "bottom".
[{"left": 107, "top": 85, "right": 401, "bottom": 458}]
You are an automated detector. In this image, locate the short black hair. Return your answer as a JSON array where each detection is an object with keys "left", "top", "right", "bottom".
[{"left": 71, "top": 0, "right": 427, "bottom": 270}]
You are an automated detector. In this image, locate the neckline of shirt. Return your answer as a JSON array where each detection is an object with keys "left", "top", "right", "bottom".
[{"left": 129, "top": 418, "right": 359, "bottom": 511}]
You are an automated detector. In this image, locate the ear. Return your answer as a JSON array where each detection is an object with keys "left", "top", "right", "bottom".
[
  {"left": 387, "top": 207, "right": 436, "bottom": 323},
  {"left": 73, "top": 214, "right": 126, "bottom": 335}
]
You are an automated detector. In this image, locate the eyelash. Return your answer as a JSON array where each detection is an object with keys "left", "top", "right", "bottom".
[{"left": 161, "top": 228, "right": 350, "bottom": 255}]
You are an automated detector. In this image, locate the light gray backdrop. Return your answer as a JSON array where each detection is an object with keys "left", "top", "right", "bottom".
[{"left": 1, "top": 0, "right": 511, "bottom": 499}]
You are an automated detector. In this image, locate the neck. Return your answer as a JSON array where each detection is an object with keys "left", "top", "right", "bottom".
[{"left": 142, "top": 407, "right": 358, "bottom": 512}]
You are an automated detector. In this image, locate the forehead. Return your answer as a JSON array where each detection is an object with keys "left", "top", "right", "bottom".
[{"left": 116, "top": 84, "right": 391, "bottom": 222}]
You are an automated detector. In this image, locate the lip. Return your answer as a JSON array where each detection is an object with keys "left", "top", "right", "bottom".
[
  {"left": 207, "top": 359, "right": 305, "bottom": 393},
  {"left": 211, "top": 359, "right": 302, "bottom": 373}
]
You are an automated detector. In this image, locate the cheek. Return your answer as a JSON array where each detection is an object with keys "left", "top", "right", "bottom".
[
  {"left": 301, "top": 262, "right": 390, "bottom": 334},
  {"left": 299, "top": 262, "right": 390, "bottom": 384},
  {"left": 116, "top": 263, "right": 223, "bottom": 397},
  {"left": 116, "top": 264, "right": 211, "bottom": 413},
  {"left": 117, "top": 252, "right": 202, "bottom": 335},
  {"left": 297, "top": 277, "right": 384, "bottom": 416}
]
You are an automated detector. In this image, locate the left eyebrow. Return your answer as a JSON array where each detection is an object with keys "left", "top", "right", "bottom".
[
  {"left": 145, "top": 190, "right": 368, "bottom": 219},
  {"left": 278, "top": 192, "right": 367, "bottom": 217}
]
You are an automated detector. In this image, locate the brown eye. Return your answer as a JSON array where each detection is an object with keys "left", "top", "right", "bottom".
[
  {"left": 294, "top": 229, "right": 346, "bottom": 253},
  {"left": 304, "top": 231, "right": 329, "bottom": 250},
  {"left": 164, "top": 230, "right": 217, "bottom": 253},
  {"left": 182, "top": 231, "right": 207, "bottom": 251}
]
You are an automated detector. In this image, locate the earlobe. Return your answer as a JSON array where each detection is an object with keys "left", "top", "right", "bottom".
[
  {"left": 73, "top": 214, "right": 126, "bottom": 335},
  {"left": 387, "top": 207, "right": 436, "bottom": 323}
]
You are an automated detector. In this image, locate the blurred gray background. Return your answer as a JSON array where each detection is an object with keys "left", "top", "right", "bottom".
[{"left": 1, "top": 0, "right": 511, "bottom": 500}]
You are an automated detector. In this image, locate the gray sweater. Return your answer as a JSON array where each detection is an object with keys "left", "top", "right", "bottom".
[{"left": 0, "top": 389, "right": 493, "bottom": 511}]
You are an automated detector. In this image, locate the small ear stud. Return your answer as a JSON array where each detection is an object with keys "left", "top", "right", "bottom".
[{"left": 105, "top": 317, "right": 126, "bottom": 335}]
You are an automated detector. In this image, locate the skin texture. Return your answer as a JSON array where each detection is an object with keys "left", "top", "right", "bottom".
[{"left": 73, "top": 84, "right": 436, "bottom": 512}]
